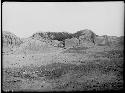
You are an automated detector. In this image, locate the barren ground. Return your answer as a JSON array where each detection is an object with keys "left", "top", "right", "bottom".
[{"left": 2, "top": 46, "right": 123, "bottom": 91}]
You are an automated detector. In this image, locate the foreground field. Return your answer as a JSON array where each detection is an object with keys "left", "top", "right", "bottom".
[{"left": 2, "top": 46, "right": 123, "bottom": 91}]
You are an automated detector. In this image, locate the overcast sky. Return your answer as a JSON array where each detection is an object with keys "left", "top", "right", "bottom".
[{"left": 3, "top": 2, "right": 124, "bottom": 38}]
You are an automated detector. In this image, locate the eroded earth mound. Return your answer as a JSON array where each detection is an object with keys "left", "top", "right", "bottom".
[{"left": 2, "top": 29, "right": 124, "bottom": 91}]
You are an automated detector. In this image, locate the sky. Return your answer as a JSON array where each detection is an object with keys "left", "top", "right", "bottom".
[{"left": 2, "top": 2, "right": 124, "bottom": 38}]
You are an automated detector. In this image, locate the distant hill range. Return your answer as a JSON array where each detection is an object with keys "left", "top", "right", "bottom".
[{"left": 2, "top": 29, "right": 124, "bottom": 54}]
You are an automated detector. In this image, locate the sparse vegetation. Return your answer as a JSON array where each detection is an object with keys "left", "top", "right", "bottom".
[
  {"left": 62, "top": 47, "right": 88, "bottom": 54},
  {"left": 2, "top": 30, "right": 124, "bottom": 91},
  {"left": 3, "top": 57, "right": 123, "bottom": 91}
]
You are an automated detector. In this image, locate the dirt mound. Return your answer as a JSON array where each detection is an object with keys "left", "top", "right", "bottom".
[
  {"left": 2, "top": 31, "right": 22, "bottom": 46},
  {"left": 32, "top": 32, "right": 73, "bottom": 41},
  {"left": 31, "top": 32, "right": 67, "bottom": 47},
  {"left": 2, "top": 31, "right": 23, "bottom": 54},
  {"left": 3, "top": 30, "right": 123, "bottom": 54},
  {"left": 65, "top": 38, "right": 79, "bottom": 48},
  {"left": 15, "top": 39, "right": 61, "bottom": 54},
  {"left": 108, "top": 36, "right": 124, "bottom": 46},
  {"left": 74, "top": 29, "right": 96, "bottom": 42},
  {"left": 77, "top": 29, "right": 96, "bottom": 48},
  {"left": 31, "top": 29, "right": 123, "bottom": 49},
  {"left": 94, "top": 35, "right": 109, "bottom": 46},
  {"left": 95, "top": 35, "right": 124, "bottom": 47},
  {"left": 64, "top": 29, "right": 96, "bottom": 48}
]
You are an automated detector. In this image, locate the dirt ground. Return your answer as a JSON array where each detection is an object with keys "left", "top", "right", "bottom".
[{"left": 2, "top": 46, "right": 123, "bottom": 91}]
